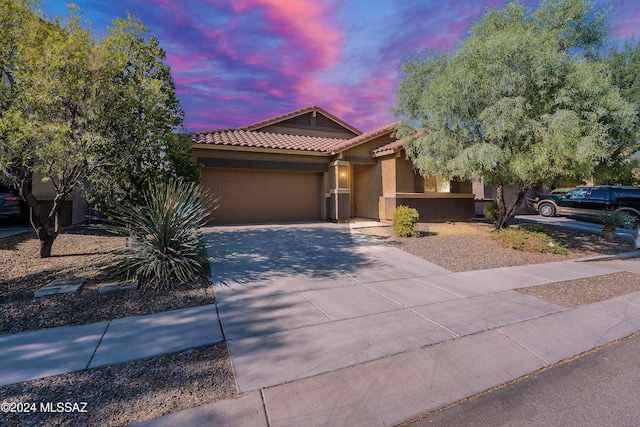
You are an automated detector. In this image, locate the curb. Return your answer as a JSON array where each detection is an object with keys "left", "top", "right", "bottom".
[{"left": 575, "top": 251, "right": 640, "bottom": 262}]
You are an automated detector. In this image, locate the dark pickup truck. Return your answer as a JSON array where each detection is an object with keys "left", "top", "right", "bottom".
[{"left": 530, "top": 186, "right": 640, "bottom": 221}]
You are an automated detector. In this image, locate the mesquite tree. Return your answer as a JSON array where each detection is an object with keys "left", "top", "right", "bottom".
[{"left": 394, "top": 0, "right": 637, "bottom": 228}]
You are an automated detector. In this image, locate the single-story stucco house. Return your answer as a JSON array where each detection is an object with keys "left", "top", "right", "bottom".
[{"left": 191, "top": 105, "right": 476, "bottom": 225}]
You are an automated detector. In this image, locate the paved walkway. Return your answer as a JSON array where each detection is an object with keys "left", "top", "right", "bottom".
[
  {"left": 0, "top": 305, "right": 222, "bottom": 386},
  {"left": 2, "top": 222, "right": 640, "bottom": 426}
]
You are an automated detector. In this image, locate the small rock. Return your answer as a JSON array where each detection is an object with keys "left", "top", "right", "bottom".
[
  {"left": 98, "top": 281, "right": 139, "bottom": 294},
  {"left": 34, "top": 278, "right": 85, "bottom": 298}
]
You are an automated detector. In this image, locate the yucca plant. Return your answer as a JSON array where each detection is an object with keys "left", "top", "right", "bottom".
[
  {"left": 103, "top": 179, "right": 213, "bottom": 290},
  {"left": 598, "top": 209, "right": 636, "bottom": 233}
]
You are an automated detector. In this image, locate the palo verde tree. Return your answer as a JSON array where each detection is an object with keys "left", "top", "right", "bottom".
[
  {"left": 0, "top": 1, "right": 106, "bottom": 257},
  {"left": 0, "top": 1, "right": 197, "bottom": 257},
  {"left": 394, "top": 0, "right": 638, "bottom": 228}
]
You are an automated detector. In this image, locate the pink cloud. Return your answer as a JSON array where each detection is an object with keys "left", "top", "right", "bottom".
[
  {"left": 231, "top": 0, "right": 343, "bottom": 68},
  {"left": 611, "top": 9, "right": 640, "bottom": 39},
  {"left": 108, "top": 0, "right": 640, "bottom": 135}
]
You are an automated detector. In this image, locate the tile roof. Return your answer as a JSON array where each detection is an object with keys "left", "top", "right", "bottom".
[
  {"left": 329, "top": 122, "right": 398, "bottom": 154},
  {"left": 371, "top": 135, "right": 410, "bottom": 157},
  {"left": 191, "top": 129, "right": 345, "bottom": 153},
  {"left": 240, "top": 105, "right": 362, "bottom": 136},
  {"left": 191, "top": 107, "right": 403, "bottom": 155}
]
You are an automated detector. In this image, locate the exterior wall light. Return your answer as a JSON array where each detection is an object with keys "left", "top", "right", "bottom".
[{"left": 337, "top": 164, "right": 349, "bottom": 189}]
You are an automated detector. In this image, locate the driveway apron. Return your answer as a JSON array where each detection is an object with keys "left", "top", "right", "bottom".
[{"left": 203, "top": 223, "right": 567, "bottom": 392}]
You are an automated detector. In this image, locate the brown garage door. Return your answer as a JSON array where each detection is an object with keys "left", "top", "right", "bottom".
[{"left": 202, "top": 168, "right": 323, "bottom": 224}]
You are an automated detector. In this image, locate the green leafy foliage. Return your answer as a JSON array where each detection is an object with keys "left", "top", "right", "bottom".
[
  {"left": 103, "top": 179, "right": 212, "bottom": 290},
  {"left": 551, "top": 188, "right": 574, "bottom": 194},
  {"left": 88, "top": 15, "right": 200, "bottom": 213},
  {"left": 484, "top": 200, "right": 500, "bottom": 223},
  {"left": 597, "top": 209, "right": 636, "bottom": 232},
  {"left": 0, "top": 2, "right": 197, "bottom": 257},
  {"left": 394, "top": 0, "right": 638, "bottom": 230},
  {"left": 393, "top": 205, "right": 420, "bottom": 237},
  {"left": 595, "top": 40, "right": 640, "bottom": 185},
  {"left": 493, "top": 225, "right": 568, "bottom": 255}
]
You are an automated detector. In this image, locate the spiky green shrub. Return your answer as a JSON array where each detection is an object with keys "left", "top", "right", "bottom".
[
  {"left": 393, "top": 205, "right": 420, "bottom": 237},
  {"left": 103, "top": 179, "right": 213, "bottom": 289},
  {"left": 598, "top": 209, "right": 635, "bottom": 233}
]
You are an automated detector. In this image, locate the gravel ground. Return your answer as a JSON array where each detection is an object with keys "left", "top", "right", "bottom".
[
  {"left": 518, "top": 271, "right": 640, "bottom": 308},
  {"left": 0, "top": 226, "right": 215, "bottom": 335},
  {"left": 0, "top": 342, "right": 237, "bottom": 427},
  {"left": 1, "top": 221, "right": 638, "bottom": 426},
  {"left": 356, "top": 221, "right": 635, "bottom": 272}
]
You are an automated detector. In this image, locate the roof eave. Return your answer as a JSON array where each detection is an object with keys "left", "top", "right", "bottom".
[
  {"left": 330, "top": 122, "right": 398, "bottom": 155},
  {"left": 191, "top": 143, "right": 332, "bottom": 157},
  {"left": 241, "top": 105, "right": 362, "bottom": 136}
]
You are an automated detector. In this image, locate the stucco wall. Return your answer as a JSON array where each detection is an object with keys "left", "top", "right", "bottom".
[
  {"left": 381, "top": 157, "right": 396, "bottom": 195},
  {"left": 382, "top": 194, "right": 475, "bottom": 222},
  {"left": 193, "top": 147, "right": 331, "bottom": 167},
  {"left": 353, "top": 164, "right": 382, "bottom": 219},
  {"left": 395, "top": 156, "right": 418, "bottom": 193}
]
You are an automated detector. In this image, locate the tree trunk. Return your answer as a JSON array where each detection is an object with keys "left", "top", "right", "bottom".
[
  {"left": 11, "top": 169, "right": 68, "bottom": 258},
  {"left": 21, "top": 185, "right": 63, "bottom": 258},
  {"left": 494, "top": 184, "right": 527, "bottom": 229},
  {"left": 39, "top": 232, "right": 55, "bottom": 258}
]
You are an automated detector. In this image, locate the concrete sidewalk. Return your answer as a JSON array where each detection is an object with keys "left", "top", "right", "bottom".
[
  {"left": 0, "top": 304, "right": 223, "bottom": 386},
  {"left": 134, "top": 289, "right": 640, "bottom": 427}
]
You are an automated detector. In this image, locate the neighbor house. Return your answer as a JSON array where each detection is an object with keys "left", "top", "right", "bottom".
[{"left": 191, "top": 106, "right": 475, "bottom": 225}]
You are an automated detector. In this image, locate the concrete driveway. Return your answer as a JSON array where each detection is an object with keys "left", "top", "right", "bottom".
[
  {"left": 131, "top": 223, "right": 640, "bottom": 426},
  {"left": 0, "top": 225, "right": 29, "bottom": 239},
  {"left": 202, "top": 223, "right": 570, "bottom": 393}
]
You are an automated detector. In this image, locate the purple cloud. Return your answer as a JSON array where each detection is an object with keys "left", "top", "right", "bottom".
[{"left": 40, "top": 0, "right": 640, "bottom": 133}]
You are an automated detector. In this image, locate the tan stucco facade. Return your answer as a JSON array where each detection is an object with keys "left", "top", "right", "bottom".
[
  {"left": 30, "top": 172, "right": 87, "bottom": 226},
  {"left": 193, "top": 107, "right": 476, "bottom": 224}
]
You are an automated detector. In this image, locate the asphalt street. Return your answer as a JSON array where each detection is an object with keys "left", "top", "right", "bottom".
[{"left": 402, "top": 333, "right": 640, "bottom": 427}]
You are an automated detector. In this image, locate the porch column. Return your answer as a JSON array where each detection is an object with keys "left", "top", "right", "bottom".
[{"left": 329, "top": 160, "right": 350, "bottom": 222}]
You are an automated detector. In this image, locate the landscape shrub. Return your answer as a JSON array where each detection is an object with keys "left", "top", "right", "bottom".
[
  {"left": 484, "top": 200, "right": 500, "bottom": 223},
  {"left": 598, "top": 210, "right": 636, "bottom": 233},
  {"left": 103, "top": 179, "right": 213, "bottom": 289},
  {"left": 493, "top": 225, "right": 567, "bottom": 255},
  {"left": 393, "top": 205, "right": 420, "bottom": 237}
]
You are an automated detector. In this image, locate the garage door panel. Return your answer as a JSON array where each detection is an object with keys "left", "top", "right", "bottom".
[{"left": 203, "top": 169, "right": 322, "bottom": 224}]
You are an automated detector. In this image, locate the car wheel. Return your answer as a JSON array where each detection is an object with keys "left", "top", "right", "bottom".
[
  {"left": 538, "top": 203, "right": 556, "bottom": 217},
  {"left": 620, "top": 210, "right": 640, "bottom": 225}
]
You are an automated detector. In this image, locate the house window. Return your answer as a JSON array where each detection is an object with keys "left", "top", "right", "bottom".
[{"left": 424, "top": 175, "right": 450, "bottom": 193}]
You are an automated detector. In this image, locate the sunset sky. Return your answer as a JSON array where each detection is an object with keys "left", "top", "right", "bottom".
[{"left": 41, "top": 1, "right": 640, "bottom": 133}]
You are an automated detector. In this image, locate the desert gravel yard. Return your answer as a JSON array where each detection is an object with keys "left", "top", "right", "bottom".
[
  {"left": 356, "top": 221, "right": 636, "bottom": 272},
  {"left": 0, "top": 227, "right": 215, "bottom": 335},
  {"left": 1, "top": 220, "right": 639, "bottom": 426}
]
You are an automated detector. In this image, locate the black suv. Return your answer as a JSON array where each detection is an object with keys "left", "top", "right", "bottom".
[{"left": 530, "top": 186, "right": 640, "bottom": 221}]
